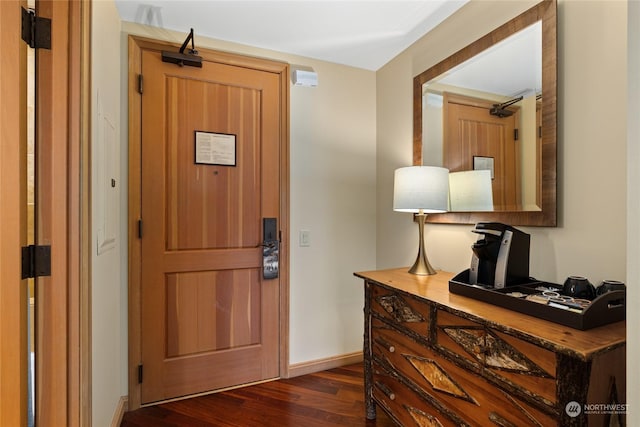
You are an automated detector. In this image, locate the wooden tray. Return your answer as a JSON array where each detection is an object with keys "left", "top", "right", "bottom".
[{"left": 449, "top": 269, "right": 625, "bottom": 330}]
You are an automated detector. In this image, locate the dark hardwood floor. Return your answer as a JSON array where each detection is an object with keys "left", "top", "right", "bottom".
[{"left": 121, "top": 363, "right": 395, "bottom": 427}]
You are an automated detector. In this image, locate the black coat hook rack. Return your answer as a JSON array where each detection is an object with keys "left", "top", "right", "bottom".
[{"left": 161, "top": 28, "right": 203, "bottom": 68}]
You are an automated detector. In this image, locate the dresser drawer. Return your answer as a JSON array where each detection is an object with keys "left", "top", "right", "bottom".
[
  {"left": 436, "top": 309, "right": 557, "bottom": 406},
  {"left": 372, "top": 318, "right": 557, "bottom": 426},
  {"left": 436, "top": 309, "right": 485, "bottom": 366},
  {"left": 372, "top": 361, "right": 463, "bottom": 427},
  {"left": 370, "top": 283, "right": 430, "bottom": 339},
  {"left": 359, "top": 270, "right": 626, "bottom": 427}
]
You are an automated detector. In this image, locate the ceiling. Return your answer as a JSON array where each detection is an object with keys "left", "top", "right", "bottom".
[
  {"left": 114, "top": 0, "right": 469, "bottom": 71},
  {"left": 435, "top": 21, "right": 541, "bottom": 97}
]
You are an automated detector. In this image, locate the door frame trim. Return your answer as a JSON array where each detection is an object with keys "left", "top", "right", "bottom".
[
  {"left": 35, "top": 1, "right": 92, "bottom": 425},
  {"left": 127, "top": 35, "right": 290, "bottom": 410},
  {"left": 0, "top": 1, "right": 90, "bottom": 424},
  {"left": 0, "top": 1, "right": 29, "bottom": 424}
]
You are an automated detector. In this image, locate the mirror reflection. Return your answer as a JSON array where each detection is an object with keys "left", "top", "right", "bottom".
[
  {"left": 422, "top": 21, "right": 542, "bottom": 212},
  {"left": 414, "top": 0, "right": 556, "bottom": 226}
]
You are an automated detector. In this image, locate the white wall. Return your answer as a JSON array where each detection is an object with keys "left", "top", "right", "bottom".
[
  {"left": 92, "top": 0, "right": 637, "bottom": 422},
  {"left": 288, "top": 63, "right": 377, "bottom": 363},
  {"left": 627, "top": 1, "right": 639, "bottom": 424},
  {"left": 376, "top": 1, "right": 538, "bottom": 276},
  {"left": 91, "top": 13, "right": 377, "bottom": 420},
  {"left": 376, "top": 0, "right": 632, "bottom": 416},
  {"left": 89, "top": 15, "right": 377, "bottom": 420},
  {"left": 120, "top": 21, "right": 376, "bottom": 367},
  {"left": 377, "top": 0, "right": 627, "bottom": 285},
  {"left": 91, "top": 1, "right": 124, "bottom": 425},
  {"left": 119, "top": 23, "right": 377, "bottom": 369}
]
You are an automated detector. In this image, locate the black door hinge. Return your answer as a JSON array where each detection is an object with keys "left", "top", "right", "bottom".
[
  {"left": 21, "top": 7, "right": 51, "bottom": 50},
  {"left": 138, "top": 364, "right": 143, "bottom": 384},
  {"left": 21, "top": 245, "right": 52, "bottom": 279},
  {"left": 138, "top": 219, "right": 143, "bottom": 239},
  {"left": 138, "top": 74, "right": 143, "bottom": 95},
  {"left": 514, "top": 128, "right": 519, "bottom": 141}
]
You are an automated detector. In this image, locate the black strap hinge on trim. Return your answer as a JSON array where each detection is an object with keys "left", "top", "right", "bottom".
[
  {"left": 21, "top": 7, "right": 51, "bottom": 49},
  {"left": 21, "top": 245, "right": 52, "bottom": 279}
]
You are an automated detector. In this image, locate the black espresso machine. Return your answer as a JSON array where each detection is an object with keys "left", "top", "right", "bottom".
[{"left": 468, "top": 222, "right": 530, "bottom": 288}]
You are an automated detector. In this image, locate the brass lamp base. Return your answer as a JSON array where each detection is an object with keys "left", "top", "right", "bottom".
[{"left": 408, "top": 212, "right": 436, "bottom": 275}]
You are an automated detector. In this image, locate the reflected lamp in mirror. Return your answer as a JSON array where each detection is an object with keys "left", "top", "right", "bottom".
[
  {"left": 393, "top": 166, "right": 449, "bottom": 275},
  {"left": 449, "top": 170, "right": 494, "bottom": 212}
]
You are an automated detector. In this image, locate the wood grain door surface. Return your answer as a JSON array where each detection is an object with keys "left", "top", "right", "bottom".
[
  {"left": 140, "top": 49, "right": 281, "bottom": 404},
  {"left": 443, "top": 94, "right": 521, "bottom": 211}
]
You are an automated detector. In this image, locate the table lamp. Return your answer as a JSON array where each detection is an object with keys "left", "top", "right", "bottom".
[{"left": 393, "top": 166, "right": 449, "bottom": 275}]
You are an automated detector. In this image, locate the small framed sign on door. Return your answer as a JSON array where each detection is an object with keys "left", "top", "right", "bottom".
[{"left": 194, "top": 131, "right": 237, "bottom": 166}]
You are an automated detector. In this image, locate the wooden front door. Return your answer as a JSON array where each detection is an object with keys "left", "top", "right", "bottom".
[
  {"left": 134, "top": 41, "right": 286, "bottom": 404},
  {"left": 443, "top": 93, "right": 521, "bottom": 211}
]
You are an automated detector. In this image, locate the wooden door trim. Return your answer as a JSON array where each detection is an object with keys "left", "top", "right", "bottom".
[
  {"left": 71, "top": 2, "right": 93, "bottom": 425},
  {"left": 35, "top": 2, "right": 70, "bottom": 423},
  {"left": 127, "top": 36, "right": 290, "bottom": 410},
  {"left": 35, "top": 1, "right": 91, "bottom": 425},
  {"left": 0, "top": 2, "right": 89, "bottom": 425},
  {"left": 0, "top": 2, "right": 28, "bottom": 425}
]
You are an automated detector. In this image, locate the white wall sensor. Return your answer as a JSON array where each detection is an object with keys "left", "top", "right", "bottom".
[{"left": 292, "top": 70, "right": 318, "bottom": 87}]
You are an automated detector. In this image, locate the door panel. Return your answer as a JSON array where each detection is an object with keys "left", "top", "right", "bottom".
[
  {"left": 443, "top": 93, "right": 520, "bottom": 211},
  {"left": 164, "top": 77, "right": 261, "bottom": 250},
  {"left": 140, "top": 49, "right": 281, "bottom": 404},
  {"left": 165, "top": 269, "right": 261, "bottom": 357}
]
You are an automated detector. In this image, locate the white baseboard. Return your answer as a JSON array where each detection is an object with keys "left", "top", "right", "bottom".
[
  {"left": 287, "top": 351, "right": 363, "bottom": 378},
  {"left": 110, "top": 395, "right": 129, "bottom": 427}
]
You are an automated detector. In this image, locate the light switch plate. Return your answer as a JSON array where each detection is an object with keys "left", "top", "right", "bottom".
[{"left": 299, "top": 230, "right": 311, "bottom": 247}]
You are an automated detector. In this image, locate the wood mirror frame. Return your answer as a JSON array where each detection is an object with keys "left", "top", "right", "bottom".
[{"left": 413, "top": 0, "right": 556, "bottom": 226}]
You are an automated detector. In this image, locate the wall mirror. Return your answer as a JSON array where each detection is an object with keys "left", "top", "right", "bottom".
[{"left": 413, "top": 0, "right": 556, "bottom": 226}]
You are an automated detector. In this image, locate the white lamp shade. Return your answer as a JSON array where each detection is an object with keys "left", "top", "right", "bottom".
[
  {"left": 393, "top": 166, "right": 449, "bottom": 213},
  {"left": 449, "top": 170, "right": 494, "bottom": 211}
]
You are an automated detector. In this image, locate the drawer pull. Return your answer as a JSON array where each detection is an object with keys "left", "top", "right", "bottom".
[
  {"left": 473, "top": 344, "right": 485, "bottom": 355},
  {"left": 374, "top": 337, "right": 395, "bottom": 353},
  {"left": 375, "top": 381, "right": 396, "bottom": 401}
]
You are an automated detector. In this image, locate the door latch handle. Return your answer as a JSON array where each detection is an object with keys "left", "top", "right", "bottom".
[{"left": 262, "top": 218, "right": 278, "bottom": 280}]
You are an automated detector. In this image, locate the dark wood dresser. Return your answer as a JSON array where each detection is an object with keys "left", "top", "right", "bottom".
[{"left": 355, "top": 269, "right": 626, "bottom": 426}]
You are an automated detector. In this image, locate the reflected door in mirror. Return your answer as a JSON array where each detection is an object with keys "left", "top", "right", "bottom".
[{"left": 443, "top": 93, "right": 520, "bottom": 211}]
